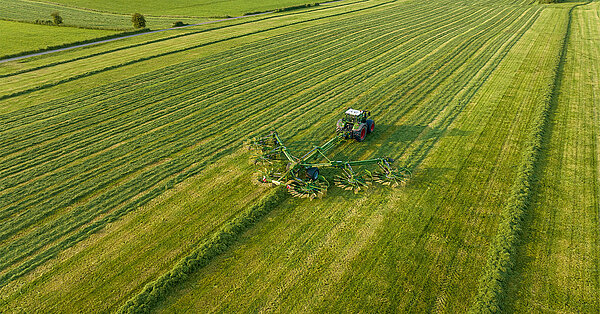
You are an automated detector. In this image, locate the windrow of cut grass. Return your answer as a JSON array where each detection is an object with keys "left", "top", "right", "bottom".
[
  {"left": 505, "top": 2, "right": 600, "bottom": 312},
  {"left": 0, "top": 0, "right": 545, "bottom": 311}
]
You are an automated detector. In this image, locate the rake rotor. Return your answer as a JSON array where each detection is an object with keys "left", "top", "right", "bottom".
[
  {"left": 333, "top": 165, "right": 371, "bottom": 193},
  {"left": 286, "top": 177, "right": 329, "bottom": 199},
  {"left": 371, "top": 159, "right": 412, "bottom": 187}
]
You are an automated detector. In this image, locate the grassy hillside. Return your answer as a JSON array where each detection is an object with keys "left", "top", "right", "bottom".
[{"left": 0, "top": 0, "right": 597, "bottom": 312}]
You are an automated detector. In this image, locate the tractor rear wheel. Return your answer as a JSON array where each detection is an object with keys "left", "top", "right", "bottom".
[
  {"left": 366, "top": 119, "right": 375, "bottom": 134},
  {"left": 355, "top": 125, "right": 367, "bottom": 142}
]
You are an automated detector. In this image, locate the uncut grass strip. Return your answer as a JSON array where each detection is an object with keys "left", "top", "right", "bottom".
[
  {"left": 470, "top": 4, "right": 579, "bottom": 313},
  {"left": 0, "top": 0, "right": 398, "bottom": 101}
]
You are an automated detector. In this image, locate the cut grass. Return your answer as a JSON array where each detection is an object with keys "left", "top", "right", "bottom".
[
  {"left": 0, "top": 0, "right": 598, "bottom": 312},
  {"left": 505, "top": 2, "right": 600, "bottom": 312}
]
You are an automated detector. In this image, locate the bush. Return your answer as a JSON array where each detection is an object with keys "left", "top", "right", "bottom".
[
  {"left": 51, "top": 12, "right": 63, "bottom": 25},
  {"left": 172, "top": 21, "right": 188, "bottom": 28},
  {"left": 131, "top": 13, "right": 146, "bottom": 29}
]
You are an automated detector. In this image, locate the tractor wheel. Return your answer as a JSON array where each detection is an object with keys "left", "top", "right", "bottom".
[
  {"left": 306, "top": 167, "right": 319, "bottom": 181},
  {"left": 355, "top": 124, "right": 367, "bottom": 142},
  {"left": 366, "top": 119, "right": 375, "bottom": 134}
]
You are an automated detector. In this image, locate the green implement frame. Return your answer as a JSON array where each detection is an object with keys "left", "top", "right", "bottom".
[{"left": 248, "top": 130, "right": 410, "bottom": 199}]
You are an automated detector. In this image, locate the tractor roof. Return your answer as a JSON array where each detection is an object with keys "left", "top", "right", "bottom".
[{"left": 345, "top": 108, "right": 362, "bottom": 116}]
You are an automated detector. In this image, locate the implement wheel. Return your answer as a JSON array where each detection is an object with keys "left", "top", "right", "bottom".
[
  {"left": 306, "top": 167, "right": 319, "bottom": 181},
  {"left": 355, "top": 125, "right": 367, "bottom": 142}
]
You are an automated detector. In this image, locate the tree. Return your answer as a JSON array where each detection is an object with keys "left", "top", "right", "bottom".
[
  {"left": 51, "top": 12, "right": 63, "bottom": 25},
  {"left": 131, "top": 13, "right": 146, "bottom": 28}
]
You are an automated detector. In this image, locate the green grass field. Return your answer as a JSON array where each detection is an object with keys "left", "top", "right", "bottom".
[
  {"left": 506, "top": 2, "right": 600, "bottom": 312},
  {"left": 0, "top": 0, "right": 209, "bottom": 29},
  {"left": 0, "top": 0, "right": 598, "bottom": 312},
  {"left": 0, "top": 20, "right": 117, "bottom": 57},
  {"left": 35, "top": 0, "right": 325, "bottom": 17}
]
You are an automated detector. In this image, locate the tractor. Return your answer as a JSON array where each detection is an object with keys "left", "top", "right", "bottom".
[
  {"left": 247, "top": 108, "right": 410, "bottom": 198},
  {"left": 336, "top": 108, "right": 375, "bottom": 141}
]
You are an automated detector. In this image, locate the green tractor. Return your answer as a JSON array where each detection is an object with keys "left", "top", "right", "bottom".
[
  {"left": 336, "top": 108, "right": 375, "bottom": 142},
  {"left": 247, "top": 108, "right": 410, "bottom": 199}
]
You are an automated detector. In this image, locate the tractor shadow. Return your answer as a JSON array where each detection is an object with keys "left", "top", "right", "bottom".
[{"left": 328, "top": 124, "right": 471, "bottom": 166}]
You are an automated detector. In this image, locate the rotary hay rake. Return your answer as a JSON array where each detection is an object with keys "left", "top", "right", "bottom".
[{"left": 246, "top": 109, "right": 411, "bottom": 199}]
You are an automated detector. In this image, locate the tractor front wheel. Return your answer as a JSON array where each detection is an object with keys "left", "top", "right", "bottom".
[{"left": 355, "top": 125, "right": 367, "bottom": 142}]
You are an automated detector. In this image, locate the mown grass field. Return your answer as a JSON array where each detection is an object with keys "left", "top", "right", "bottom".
[
  {"left": 0, "top": 0, "right": 598, "bottom": 312},
  {"left": 506, "top": 2, "right": 600, "bottom": 312}
]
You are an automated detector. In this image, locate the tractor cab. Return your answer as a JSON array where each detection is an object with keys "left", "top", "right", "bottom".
[
  {"left": 337, "top": 108, "right": 374, "bottom": 141},
  {"left": 343, "top": 108, "right": 369, "bottom": 124}
]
